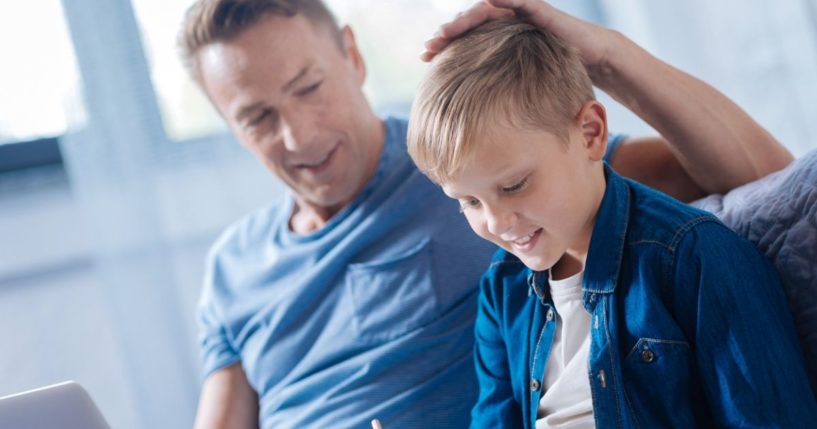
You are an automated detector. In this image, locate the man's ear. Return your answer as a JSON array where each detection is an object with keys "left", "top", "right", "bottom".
[
  {"left": 340, "top": 25, "right": 366, "bottom": 85},
  {"left": 575, "top": 100, "right": 608, "bottom": 161}
]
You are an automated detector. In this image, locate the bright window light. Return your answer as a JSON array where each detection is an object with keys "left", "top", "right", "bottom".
[{"left": 0, "top": 1, "right": 84, "bottom": 145}]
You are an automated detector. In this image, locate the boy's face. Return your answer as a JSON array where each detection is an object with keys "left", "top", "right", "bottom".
[{"left": 440, "top": 116, "right": 607, "bottom": 272}]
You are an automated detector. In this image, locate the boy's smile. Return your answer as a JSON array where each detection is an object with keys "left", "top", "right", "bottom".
[{"left": 441, "top": 111, "right": 608, "bottom": 277}]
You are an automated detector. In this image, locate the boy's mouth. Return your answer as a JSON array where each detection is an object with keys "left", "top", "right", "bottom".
[{"left": 509, "top": 228, "right": 542, "bottom": 252}]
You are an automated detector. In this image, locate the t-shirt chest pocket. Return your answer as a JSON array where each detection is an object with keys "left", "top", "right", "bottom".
[{"left": 343, "top": 238, "right": 439, "bottom": 342}]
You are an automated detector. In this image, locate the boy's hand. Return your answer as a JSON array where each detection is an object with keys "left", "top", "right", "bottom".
[{"left": 421, "top": 0, "right": 614, "bottom": 69}]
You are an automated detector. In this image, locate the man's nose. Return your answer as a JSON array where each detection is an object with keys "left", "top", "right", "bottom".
[{"left": 279, "top": 114, "right": 316, "bottom": 152}]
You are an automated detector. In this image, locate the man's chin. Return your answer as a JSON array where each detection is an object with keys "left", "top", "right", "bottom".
[{"left": 297, "top": 187, "right": 356, "bottom": 213}]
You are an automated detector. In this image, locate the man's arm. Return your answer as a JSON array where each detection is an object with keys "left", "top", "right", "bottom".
[
  {"left": 193, "top": 363, "right": 259, "bottom": 429},
  {"left": 423, "top": 0, "right": 793, "bottom": 198},
  {"left": 609, "top": 137, "right": 705, "bottom": 202}
]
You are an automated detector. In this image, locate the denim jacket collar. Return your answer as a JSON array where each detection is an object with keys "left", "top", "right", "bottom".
[
  {"left": 527, "top": 164, "right": 630, "bottom": 301},
  {"left": 583, "top": 165, "right": 630, "bottom": 295}
]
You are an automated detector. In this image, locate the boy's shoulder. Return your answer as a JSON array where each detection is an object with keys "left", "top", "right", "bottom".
[
  {"left": 485, "top": 247, "right": 527, "bottom": 273},
  {"left": 480, "top": 248, "right": 530, "bottom": 298},
  {"left": 623, "top": 176, "right": 724, "bottom": 251}
]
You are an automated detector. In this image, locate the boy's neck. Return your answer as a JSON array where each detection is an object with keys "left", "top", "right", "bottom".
[
  {"left": 551, "top": 253, "right": 585, "bottom": 281},
  {"left": 550, "top": 164, "right": 607, "bottom": 281}
]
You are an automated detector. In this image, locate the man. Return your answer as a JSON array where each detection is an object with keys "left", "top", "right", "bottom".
[{"left": 179, "top": 0, "right": 792, "bottom": 427}]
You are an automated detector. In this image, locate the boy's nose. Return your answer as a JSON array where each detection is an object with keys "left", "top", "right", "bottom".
[{"left": 485, "top": 205, "right": 515, "bottom": 237}]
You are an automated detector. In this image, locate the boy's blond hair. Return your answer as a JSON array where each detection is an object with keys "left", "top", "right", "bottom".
[
  {"left": 407, "top": 19, "right": 595, "bottom": 184},
  {"left": 179, "top": 0, "right": 342, "bottom": 84}
]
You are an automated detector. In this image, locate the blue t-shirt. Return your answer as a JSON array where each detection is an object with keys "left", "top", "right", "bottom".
[{"left": 198, "top": 117, "right": 497, "bottom": 428}]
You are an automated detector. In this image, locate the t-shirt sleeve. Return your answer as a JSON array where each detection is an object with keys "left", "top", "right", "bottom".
[
  {"left": 604, "top": 134, "right": 627, "bottom": 165},
  {"left": 197, "top": 253, "right": 241, "bottom": 379}
]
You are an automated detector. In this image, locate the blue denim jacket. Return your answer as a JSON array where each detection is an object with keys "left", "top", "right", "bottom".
[{"left": 471, "top": 165, "right": 817, "bottom": 428}]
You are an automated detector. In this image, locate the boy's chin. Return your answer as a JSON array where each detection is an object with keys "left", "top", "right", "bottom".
[{"left": 514, "top": 254, "right": 557, "bottom": 273}]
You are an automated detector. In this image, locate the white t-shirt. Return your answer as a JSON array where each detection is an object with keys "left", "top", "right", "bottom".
[{"left": 536, "top": 270, "right": 595, "bottom": 428}]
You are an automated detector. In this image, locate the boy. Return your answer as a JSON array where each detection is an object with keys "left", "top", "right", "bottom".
[{"left": 407, "top": 19, "right": 817, "bottom": 428}]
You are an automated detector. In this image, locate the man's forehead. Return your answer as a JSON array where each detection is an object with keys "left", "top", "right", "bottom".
[{"left": 199, "top": 39, "right": 318, "bottom": 119}]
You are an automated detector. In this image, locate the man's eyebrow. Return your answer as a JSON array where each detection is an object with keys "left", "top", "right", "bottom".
[
  {"left": 234, "top": 64, "right": 313, "bottom": 122},
  {"left": 235, "top": 102, "right": 264, "bottom": 122},
  {"left": 282, "top": 64, "right": 312, "bottom": 93}
]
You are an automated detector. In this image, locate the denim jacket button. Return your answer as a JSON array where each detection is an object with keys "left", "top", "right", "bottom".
[
  {"left": 530, "top": 379, "right": 541, "bottom": 391},
  {"left": 641, "top": 348, "right": 655, "bottom": 363},
  {"left": 546, "top": 309, "right": 554, "bottom": 321}
]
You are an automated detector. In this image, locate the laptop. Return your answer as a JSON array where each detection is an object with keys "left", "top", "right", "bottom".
[{"left": 0, "top": 381, "right": 111, "bottom": 429}]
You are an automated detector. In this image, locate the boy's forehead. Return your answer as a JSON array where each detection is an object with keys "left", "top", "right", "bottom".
[{"left": 441, "top": 147, "right": 524, "bottom": 192}]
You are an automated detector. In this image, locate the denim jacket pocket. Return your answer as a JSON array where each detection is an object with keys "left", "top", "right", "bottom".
[
  {"left": 343, "top": 238, "right": 439, "bottom": 342},
  {"left": 622, "top": 337, "right": 695, "bottom": 428}
]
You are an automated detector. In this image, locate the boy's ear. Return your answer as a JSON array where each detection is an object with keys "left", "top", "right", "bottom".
[{"left": 575, "top": 101, "right": 608, "bottom": 161}]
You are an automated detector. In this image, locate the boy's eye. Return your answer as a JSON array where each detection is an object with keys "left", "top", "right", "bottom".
[
  {"left": 502, "top": 177, "right": 529, "bottom": 193},
  {"left": 458, "top": 198, "right": 481, "bottom": 213}
]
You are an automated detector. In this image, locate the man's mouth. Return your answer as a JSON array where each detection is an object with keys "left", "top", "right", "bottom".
[{"left": 294, "top": 144, "right": 339, "bottom": 172}]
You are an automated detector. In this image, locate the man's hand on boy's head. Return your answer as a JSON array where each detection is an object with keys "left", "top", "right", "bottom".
[
  {"left": 421, "top": 0, "right": 613, "bottom": 69},
  {"left": 421, "top": 2, "right": 514, "bottom": 62}
]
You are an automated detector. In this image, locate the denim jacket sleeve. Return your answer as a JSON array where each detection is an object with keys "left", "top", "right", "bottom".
[
  {"left": 470, "top": 261, "right": 526, "bottom": 429},
  {"left": 671, "top": 220, "right": 817, "bottom": 426}
]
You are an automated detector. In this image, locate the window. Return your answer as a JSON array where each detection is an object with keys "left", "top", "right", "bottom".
[
  {"left": 328, "top": 0, "right": 475, "bottom": 116},
  {"left": 0, "top": 1, "right": 85, "bottom": 173},
  {"left": 0, "top": 1, "right": 84, "bottom": 155},
  {"left": 130, "top": 0, "right": 227, "bottom": 142}
]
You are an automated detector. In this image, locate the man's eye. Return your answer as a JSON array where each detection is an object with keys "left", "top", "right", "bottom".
[
  {"left": 459, "top": 198, "right": 480, "bottom": 213},
  {"left": 244, "top": 110, "right": 270, "bottom": 128},
  {"left": 296, "top": 81, "right": 323, "bottom": 96},
  {"left": 502, "top": 177, "right": 528, "bottom": 193},
  {"left": 244, "top": 109, "right": 278, "bottom": 131}
]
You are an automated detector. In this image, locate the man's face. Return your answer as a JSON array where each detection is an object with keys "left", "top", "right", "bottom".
[
  {"left": 198, "top": 15, "right": 379, "bottom": 215},
  {"left": 441, "top": 121, "right": 606, "bottom": 272}
]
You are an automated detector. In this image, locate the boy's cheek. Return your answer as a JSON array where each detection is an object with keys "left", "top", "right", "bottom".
[
  {"left": 463, "top": 216, "right": 490, "bottom": 241},
  {"left": 470, "top": 223, "right": 503, "bottom": 247}
]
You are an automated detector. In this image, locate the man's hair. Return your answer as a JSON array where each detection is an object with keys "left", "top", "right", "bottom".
[
  {"left": 407, "top": 19, "right": 595, "bottom": 184},
  {"left": 179, "top": 0, "right": 342, "bottom": 83}
]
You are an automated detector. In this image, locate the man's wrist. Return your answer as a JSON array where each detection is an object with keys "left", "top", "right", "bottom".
[{"left": 588, "top": 31, "right": 652, "bottom": 98}]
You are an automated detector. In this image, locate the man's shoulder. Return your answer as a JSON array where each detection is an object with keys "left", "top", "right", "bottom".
[
  {"left": 208, "top": 199, "right": 285, "bottom": 261},
  {"left": 384, "top": 116, "right": 409, "bottom": 146}
]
